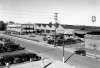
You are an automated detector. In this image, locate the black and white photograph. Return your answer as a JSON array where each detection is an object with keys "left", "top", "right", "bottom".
[{"left": 0, "top": 0, "right": 100, "bottom": 68}]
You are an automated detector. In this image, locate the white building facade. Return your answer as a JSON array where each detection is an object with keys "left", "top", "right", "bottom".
[
  {"left": 7, "top": 23, "right": 34, "bottom": 34},
  {"left": 7, "top": 23, "right": 75, "bottom": 36},
  {"left": 7, "top": 24, "right": 22, "bottom": 34}
]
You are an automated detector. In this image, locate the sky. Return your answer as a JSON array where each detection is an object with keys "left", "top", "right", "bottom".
[{"left": 0, "top": 0, "right": 100, "bottom": 26}]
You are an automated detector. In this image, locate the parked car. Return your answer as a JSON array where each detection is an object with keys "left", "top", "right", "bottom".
[
  {"left": 0, "top": 37, "right": 3, "bottom": 41},
  {"left": 26, "top": 53, "right": 41, "bottom": 61},
  {"left": 75, "top": 39, "right": 84, "bottom": 43},
  {"left": 43, "top": 36, "right": 47, "bottom": 41},
  {"left": 29, "top": 34, "right": 36, "bottom": 37},
  {"left": 47, "top": 40, "right": 54, "bottom": 45},
  {"left": 74, "top": 48, "right": 86, "bottom": 56},
  {"left": 41, "top": 33, "right": 47, "bottom": 36}
]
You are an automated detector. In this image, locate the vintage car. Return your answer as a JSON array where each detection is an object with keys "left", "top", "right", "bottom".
[{"left": 74, "top": 48, "right": 86, "bottom": 56}]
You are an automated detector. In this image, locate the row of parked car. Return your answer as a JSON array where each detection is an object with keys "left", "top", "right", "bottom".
[
  {"left": 0, "top": 37, "right": 25, "bottom": 53},
  {"left": 0, "top": 52, "right": 41, "bottom": 66},
  {"left": 47, "top": 37, "right": 87, "bottom": 56},
  {"left": 47, "top": 38, "right": 84, "bottom": 46}
]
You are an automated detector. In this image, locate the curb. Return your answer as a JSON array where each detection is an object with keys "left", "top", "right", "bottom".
[{"left": 86, "top": 53, "right": 100, "bottom": 58}]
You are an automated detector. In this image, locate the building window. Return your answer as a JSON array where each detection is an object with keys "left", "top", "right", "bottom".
[
  {"left": 46, "top": 30, "right": 50, "bottom": 33},
  {"left": 52, "top": 30, "right": 55, "bottom": 32},
  {"left": 41, "top": 29, "right": 44, "bottom": 33}
]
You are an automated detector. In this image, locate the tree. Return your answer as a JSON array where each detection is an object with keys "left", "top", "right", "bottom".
[
  {"left": 81, "top": 28, "right": 85, "bottom": 30},
  {"left": 8, "top": 21, "right": 15, "bottom": 24},
  {"left": 48, "top": 22, "right": 52, "bottom": 28},
  {"left": 55, "top": 22, "right": 59, "bottom": 28},
  {"left": 0, "top": 21, "right": 6, "bottom": 30}
]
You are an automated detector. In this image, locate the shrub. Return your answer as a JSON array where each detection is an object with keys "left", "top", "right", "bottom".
[
  {"left": 47, "top": 40, "right": 54, "bottom": 45},
  {"left": 43, "top": 36, "right": 47, "bottom": 41},
  {"left": 0, "top": 53, "right": 41, "bottom": 65}
]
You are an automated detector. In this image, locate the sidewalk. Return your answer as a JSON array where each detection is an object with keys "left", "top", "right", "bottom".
[
  {"left": 10, "top": 60, "right": 80, "bottom": 68},
  {"left": 85, "top": 48, "right": 100, "bottom": 58},
  {"left": 46, "top": 60, "right": 80, "bottom": 68},
  {"left": 10, "top": 58, "right": 55, "bottom": 68}
]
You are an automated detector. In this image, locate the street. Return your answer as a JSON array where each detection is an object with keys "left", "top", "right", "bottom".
[{"left": 1, "top": 34, "right": 100, "bottom": 68}]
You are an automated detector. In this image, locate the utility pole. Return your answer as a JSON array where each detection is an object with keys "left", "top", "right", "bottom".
[
  {"left": 54, "top": 13, "right": 65, "bottom": 63},
  {"left": 54, "top": 13, "right": 58, "bottom": 47},
  {"left": 92, "top": 15, "right": 97, "bottom": 68}
]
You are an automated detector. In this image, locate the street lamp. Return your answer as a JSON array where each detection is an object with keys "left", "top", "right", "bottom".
[
  {"left": 54, "top": 13, "right": 65, "bottom": 63},
  {"left": 54, "top": 13, "right": 58, "bottom": 47}
]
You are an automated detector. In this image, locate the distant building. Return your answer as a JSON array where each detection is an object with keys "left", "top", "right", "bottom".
[
  {"left": 7, "top": 23, "right": 22, "bottom": 34},
  {"left": 7, "top": 23, "right": 86, "bottom": 37},
  {"left": 6, "top": 23, "right": 76, "bottom": 39},
  {"left": 34, "top": 23, "right": 55, "bottom": 34},
  {"left": 21, "top": 24, "right": 34, "bottom": 34},
  {"left": 35, "top": 23, "right": 75, "bottom": 35},
  {"left": 6, "top": 23, "right": 34, "bottom": 34}
]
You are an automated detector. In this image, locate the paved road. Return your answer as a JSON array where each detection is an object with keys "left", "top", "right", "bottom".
[{"left": 1, "top": 34, "right": 100, "bottom": 68}]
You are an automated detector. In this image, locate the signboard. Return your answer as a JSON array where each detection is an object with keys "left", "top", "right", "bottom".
[
  {"left": 64, "top": 29, "right": 74, "bottom": 34},
  {"left": 56, "top": 30, "right": 64, "bottom": 34}
]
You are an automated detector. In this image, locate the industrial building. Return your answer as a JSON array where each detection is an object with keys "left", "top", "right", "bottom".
[{"left": 6, "top": 23, "right": 75, "bottom": 36}]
